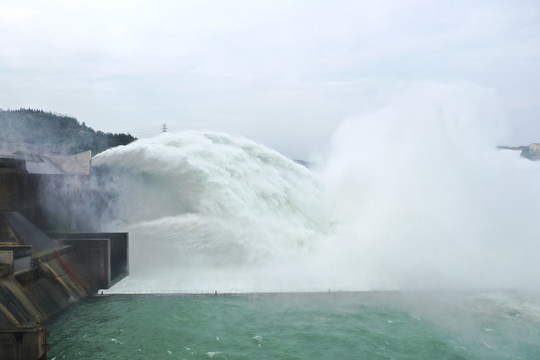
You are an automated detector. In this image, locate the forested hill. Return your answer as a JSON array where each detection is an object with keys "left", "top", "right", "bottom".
[{"left": 0, "top": 108, "right": 136, "bottom": 155}]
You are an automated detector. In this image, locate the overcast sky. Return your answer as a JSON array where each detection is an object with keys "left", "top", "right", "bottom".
[{"left": 1, "top": 0, "right": 539, "bottom": 158}]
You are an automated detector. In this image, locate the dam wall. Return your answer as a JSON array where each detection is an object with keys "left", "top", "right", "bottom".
[
  {"left": 0, "top": 222, "right": 129, "bottom": 359},
  {"left": 0, "top": 169, "right": 42, "bottom": 228},
  {"left": 0, "top": 153, "right": 129, "bottom": 359}
]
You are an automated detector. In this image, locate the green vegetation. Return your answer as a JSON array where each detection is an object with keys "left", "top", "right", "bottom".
[{"left": 0, "top": 108, "right": 136, "bottom": 155}]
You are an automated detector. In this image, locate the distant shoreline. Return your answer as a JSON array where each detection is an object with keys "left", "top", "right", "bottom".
[{"left": 498, "top": 143, "right": 540, "bottom": 161}]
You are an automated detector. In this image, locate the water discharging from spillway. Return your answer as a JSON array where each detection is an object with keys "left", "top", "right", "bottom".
[
  {"left": 93, "top": 83, "right": 540, "bottom": 293},
  {"left": 93, "top": 131, "right": 334, "bottom": 292}
]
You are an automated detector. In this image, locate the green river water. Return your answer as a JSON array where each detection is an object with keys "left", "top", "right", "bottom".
[{"left": 48, "top": 291, "right": 540, "bottom": 359}]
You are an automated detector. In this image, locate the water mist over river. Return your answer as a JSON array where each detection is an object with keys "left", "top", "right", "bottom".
[{"left": 92, "top": 83, "right": 540, "bottom": 293}]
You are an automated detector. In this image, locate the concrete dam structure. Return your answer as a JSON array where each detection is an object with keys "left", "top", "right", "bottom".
[{"left": 0, "top": 152, "right": 128, "bottom": 360}]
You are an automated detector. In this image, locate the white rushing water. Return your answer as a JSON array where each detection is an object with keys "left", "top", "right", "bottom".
[
  {"left": 93, "top": 83, "right": 540, "bottom": 293},
  {"left": 93, "top": 131, "right": 333, "bottom": 292}
]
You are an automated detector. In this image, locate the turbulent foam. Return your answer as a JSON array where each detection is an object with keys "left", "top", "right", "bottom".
[
  {"left": 93, "top": 131, "right": 332, "bottom": 291},
  {"left": 95, "top": 83, "right": 540, "bottom": 292}
]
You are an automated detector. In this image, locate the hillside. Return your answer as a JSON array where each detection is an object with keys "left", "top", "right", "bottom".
[{"left": 0, "top": 109, "right": 136, "bottom": 155}]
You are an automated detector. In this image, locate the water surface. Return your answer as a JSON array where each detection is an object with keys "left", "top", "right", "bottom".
[{"left": 49, "top": 291, "right": 540, "bottom": 359}]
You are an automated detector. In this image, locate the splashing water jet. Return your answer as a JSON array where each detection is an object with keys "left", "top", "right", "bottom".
[
  {"left": 94, "top": 83, "right": 540, "bottom": 293},
  {"left": 93, "top": 131, "right": 332, "bottom": 292}
]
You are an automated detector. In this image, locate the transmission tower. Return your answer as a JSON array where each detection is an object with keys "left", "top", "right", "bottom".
[{"left": 161, "top": 123, "right": 168, "bottom": 133}]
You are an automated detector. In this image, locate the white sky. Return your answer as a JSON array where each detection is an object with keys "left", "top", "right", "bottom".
[{"left": 1, "top": 0, "right": 539, "bottom": 158}]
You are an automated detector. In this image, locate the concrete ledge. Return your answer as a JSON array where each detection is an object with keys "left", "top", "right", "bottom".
[{"left": 47, "top": 232, "right": 129, "bottom": 287}]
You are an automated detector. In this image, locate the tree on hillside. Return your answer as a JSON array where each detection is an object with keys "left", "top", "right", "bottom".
[{"left": 0, "top": 108, "right": 136, "bottom": 155}]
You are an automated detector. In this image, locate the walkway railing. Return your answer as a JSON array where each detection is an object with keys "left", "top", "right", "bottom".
[{"left": 98, "top": 289, "right": 249, "bottom": 295}]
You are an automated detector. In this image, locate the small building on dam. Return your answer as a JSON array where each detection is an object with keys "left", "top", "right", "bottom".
[{"left": 0, "top": 151, "right": 129, "bottom": 360}]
